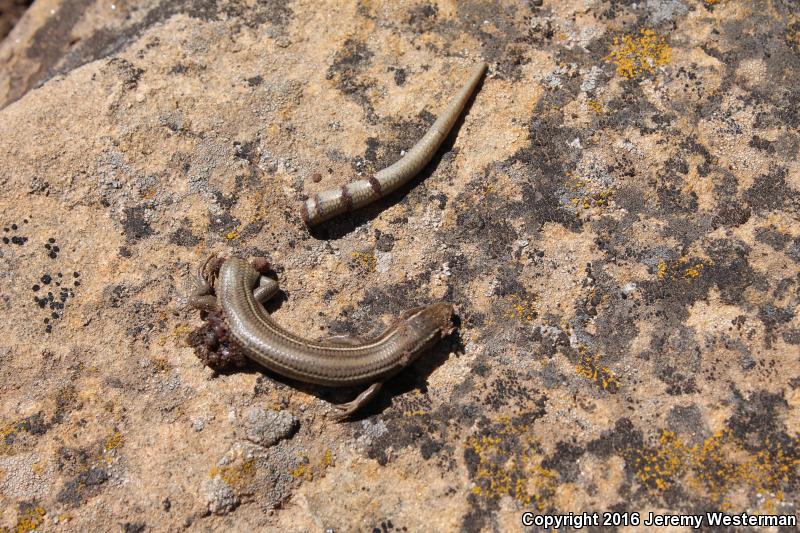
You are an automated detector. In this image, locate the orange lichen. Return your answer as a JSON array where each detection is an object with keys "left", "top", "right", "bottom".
[
  {"left": 607, "top": 29, "right": 672, "bottom": 79},
  {"left": 290, "top": 450, "right": 335, "bottom": 481},
  {"left": 4, "top": 506, "right": 46, "bottom": 533},
  {"left": 0, "top": 423, "right": 15, "bottom": 454},
  {"left": 565, "top": 179, "right": 614, "bottom": 211},
  {"left": 290, "top": 460, "right": 313, "bottom": 481},
  {"left": 656, "top": 256, "right": 711, "bottom": 281},
  {"left": 588, "top": 99, "right": 604, "bottom": 114},
  {"left": 575, "top": 347, "right": 620, "bottom": 393},
  {"left": 505, "top": 293, "right": 539, "bottom": 322},
  {"left": 140, "top": 187, "right": 158, "bottom": 200},
  {"left": 210, "top": 459, "right": 256, "bottom": 487},
  {"left": 466, "top": 418, "right": 558, "bottom": 509},
  {"left": 350, "top": 251, "right": 377, "bottom": 272},
  {"left": 103, "top": 431, "right": 124, "bottom": 453},
  {"left": 632, "top": 429, "right": 799, "bottom": 512}
]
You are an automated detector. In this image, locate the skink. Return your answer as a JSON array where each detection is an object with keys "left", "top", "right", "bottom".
[
  {"left": 189, "top": 256, "right": 454, "bottom": 419},
  {"left": 302, "top": 62, "right": 487, "bottom": 226}
]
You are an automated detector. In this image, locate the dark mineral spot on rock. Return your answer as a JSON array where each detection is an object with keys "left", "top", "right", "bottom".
[
  {"left": 57, "top": 466, "right": 109, "bottom": 507},
  {"left": 245, "top": 75, "right": 263, "bottom": 87},
  {"left": 122, "top": 206, "right": 155, "bottom": 243},
  {"left": 169, "top": 225, "right": 200, "bottom": 247}
]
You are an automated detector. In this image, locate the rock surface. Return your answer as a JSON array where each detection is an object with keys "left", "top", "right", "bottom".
[{"left": 1, "top": 0, "right": 799, "bottom": 531}]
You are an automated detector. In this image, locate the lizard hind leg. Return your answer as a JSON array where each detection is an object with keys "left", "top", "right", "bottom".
[
  {"left": 330, "top": 382, "right": 383, "bottom": 421},
  {"left": 198, "top": 254, "right": 225, "bottom": 288}
]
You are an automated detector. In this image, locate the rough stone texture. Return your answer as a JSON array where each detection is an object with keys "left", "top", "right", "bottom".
[
  {"left": 240, "top": 408, "right": 299, "bottom": 447},
  {"left": 0, "top": 0, "right": 799, "bottom": 531}
]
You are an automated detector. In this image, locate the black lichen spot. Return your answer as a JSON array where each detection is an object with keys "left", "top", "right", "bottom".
[
  {"left": 212, "top": 189, "right": 238, "bottom": 210},
  {"left": 122, "top": 206, "right": 154, "bottom": 243},
  {"left": 364, "top": 137, "right": 380, "bottom": 163},
  {"left": 744, "top": 166, "right": 792, "bottom": 212},
  {"left": 169, "top": 63, "right": 188, "bottom": 74},
  {"left": 711, "top": 205, "right": 750, "bottom": 229},
  {"left": 541, "top": 441, "right": 586, "bottom": 483},
  {"left": 757, "top": 305, "right": 794, "bottom": 333},
  {"left": 727, "top": 389, "right": 788, "bottom": 447},
  {"left": 374, "top": 229, "right": 395, "bottom": 252},
  {"left": 246, "top": 75, "right": 263, "bottom": 87},
  {"left": 44, "top": 238, "right": 59, "bottom": 259},
  {"left": 587, "top": 418, "right": 644, "bottom": 459},
  {"left": 208, "top": 211, "right": 240, "bottom": 236},
  {"left": 169, "top": 225, "right": 200, "bottom": 247},
  {"left": 482, "top": 371, "right": 540, "bottom": 410},
  {"left": 122, "top": 523, "right": 146, "bottom": 533},
  {"left": 782, "top": 329, "right": 800, "bottom": 345},
  {"left": 666, "top": 404, "right": 707, "bottom": 440},
  {"left": 658, "top": 365, "right": 699, "bottom": 395},
  {"left": 1, "top": 222, "right": 29, "bottom": 246},
  {"left": 16, "top": 412, "right": 49, "bottom": 436},
  {"left": 754, "top": 225, "right": 791, "bottom": 251},
  {"left": 326, "top": 38, "right": 376, "bottom": 119},
  {"left": 233, "top": 140, "right": 258, "bottom": 162},
  {"left": 57, "top": 466, "right": 109, "bottom": 507},
  {"left": 393, "top": 68, "right": 406, "bottom": 86},
  {"left": 748, "top": 135, "right": 775, "bottom": 153},
  {"left": 223, "top": 0, "right": 293, "bottom": 27}
]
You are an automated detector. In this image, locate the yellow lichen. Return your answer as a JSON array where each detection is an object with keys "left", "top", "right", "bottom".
[
  {"left": 657, "top": 256, "right": 711, "bottom": 281},
  {"left": 225, "top": 230, "right": 240, "bottom": 240},
  {"left": 321, "top": 449, "right": 334, "bottom": 468},
  {"left": 466, "top": 418, "right": 558, "bottom": 509},
  {"left": 160, "top": 323, "right": 192, "bottom": 346},
  {"left": 505, "top": 293, "right": 539, "bottom": 322},
  {"left": 103, "top": 431, "right": 124, "bottom": 453},
  {"left": 588, "top": 99, "right": 604, "bottom": 114},
  {"left": 565, "top": 179, "right": 614, "bottom": 211},
  {"left": 575, "top": 346, "right": 620, "bottom": 393},
  {"left": 210, "top": 459, "right": 256, "bottom": 487},
  {"left": 607, "top": 29, "right": 672, "bottom": 79},
  {"left": 10, "top": 506, "right": 45, "bottom": 533},
  {"left": 290, "top": 461, "right": 313, "bottom": 481},
  {"left": 140, "top": 187, "right": 158, "bottom": 200},
  {"left": 0, "top": 423, "right": 15, "bottom": 454},
  {"left": 290, "top": 449, "right": 334, "bottom": 481},
  {"left": 350, "top": 251, "right": 377, "bottom": 273},
  {"left": 632, "top": 429, "right": 800, "bottom": 512}
]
